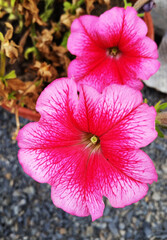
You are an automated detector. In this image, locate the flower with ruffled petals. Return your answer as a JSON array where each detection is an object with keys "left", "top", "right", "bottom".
[
  {"left": 67, "top": 7, "right": 160, "bottom": 92},
  {"left": 17, "top": 78, "right": 157, "bottom": 220}
]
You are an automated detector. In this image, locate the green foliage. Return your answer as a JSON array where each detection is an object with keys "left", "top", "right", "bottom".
[
  {"left": 40, "top": 0, "right": 54, "bottom": 22},
  {"left": 123, "top": 0, "right": 132, "bottom": 9},
  {"left": 0, "top": 32, "right": 4, "bottom": 42},
  {"left": 155, "top": 124, "right": 164, "bottom": 138},
  {"left": 0, "top": 70, "right": 16, "bottom": 86},
  {"left": 154, "top": 101, "right": 167, "bottom": 112},
  {"left": 24, "top": 24, "right": 40, "bottom": 60},
  {"left": 155, "top": 101, "right": 167, "bottom": 138},
  {"left": 0, "top": 0, "right": 8, "bottom": 8},
  {"left": 11, "top": 0, "right": 16, "bottom": 7},
  {"left": 8, "top": 91, "right": 16, "bottom": 100},
  {"left": 137, "top": 13, "right": 144, "bottom": 17},
  {"left": 4, "top": 70, "right": 16, "bottom": 79},
  {"left": 63, "top": 0, "right": 84, "bottom": 14},
  {"left": 61, "top": 31, "right": 70, "bottom": 48},
  {"left": 24, "top": 46, "right": 38, "bottom": 60}
]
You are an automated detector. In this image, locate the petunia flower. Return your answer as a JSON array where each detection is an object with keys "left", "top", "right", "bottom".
[
  {"left": 67, "top": 7, "right": 160, "bottom": 92},
  {"left": 17, "top": 78, "right": 157, "bottom": 221}
]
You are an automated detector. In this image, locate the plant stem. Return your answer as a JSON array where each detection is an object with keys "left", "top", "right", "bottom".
[
  {"left": 133, "top": 0, "right": 150, "bottom": 11},
  {"left": 0, "top": 51, "right": 6, "bottom": 77},
  {"left": 123, "top": 0, "right": 128, "bottom": 6}
]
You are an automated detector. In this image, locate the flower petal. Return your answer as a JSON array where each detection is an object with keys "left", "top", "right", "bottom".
[
  {"left": 119, "top": 6, "right": 148, "bottom": 44},
  {"left": 121, "top": 36, "right": 159, "bottom": 58},
  {"left": 67, "top": 15, "right": 100, "bottom": 57},
  {"left": 73, "top": 84, "right": 143, "bottom": 135},
  {"left": 68, "top": 56, "right": 126, "bottom": 92},
  {"left": 51, "top": 148, "right": 105, "bottom": 221},
  {"left": 36, "top": 78, "right": 78, "bottom": 122},
  {"left": 90, "top": 151, "right": 156, "bottom": 208},
  {"left": 95, "top": 7, "right": 124, "bottom": 48},
  {"left": 103, "top": 149, "right": 158, "bottom": 184},
  {"left": 18, "top": 139, "right": 88, "bottom": 185},
  {"left": 100, "top": 103, "right": 157, "bottom": 151}
]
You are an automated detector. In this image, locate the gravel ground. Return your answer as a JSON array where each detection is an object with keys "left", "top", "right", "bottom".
[{"left": 0, "top": 86, "right": 167, "bottom": 240}]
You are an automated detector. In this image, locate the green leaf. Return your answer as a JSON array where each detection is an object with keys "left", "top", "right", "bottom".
[
  {"left": 123, "top": 0, "right": 132, "bottom": 8},
  {"left": 11, "top": 0, "right": 16, "bottom": 7},
  {"left": 40, "top": 9, "right": 53, "bottom": 22},
  {"left": 8, "top": 13, "right": 17, "bottom": 20},
  {"left": 8, "top": 91, "right": 16, "bottom": 100},
  {"left": 0, "top": 76, "right": 7, "bottom": 87},
  {"left": 154, "top": 101, "right": 167, "bottom": 112},
  {"left": 75, "top": 0, "right": 84, "bottom": 8},
  {"left": 0, "top": 32, "right": 4, "bottom": 42},
  {"left": 40, "top": 0, "right": 54, "bottom": 22},
  {"left": 137, "top": 13, "right": 144, "bottom": 17},
  {"left": 157, "top": 103, "right": 167, "bottom": 111},
  {"left": 35, "top": 79, "right": 42, "bottom": 87},
  {"left": 45, "top": 0, "right": 54, "bottom": 9},
  {"left": 155, "top": 125, "right": 164, "bottom": 138},
  {"left": 63, "top": 1, "right": 72, "bottom": 11},
  {"left": 61, "top": 31, "right": 70, "bottom": 48},
  {"left": 20, "top": 102, "right": 25, "bottom": 107},
  {"left": 4, "top": 70, "right": 16, "bottom": 80},
  {"left": 24, "top": 46, "right": 37, "bottom": 60},
  {"left": 154, "top": 100, "right": 162, "bottom": 111}
]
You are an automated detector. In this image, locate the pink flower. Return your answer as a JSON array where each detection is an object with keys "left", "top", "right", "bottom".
[
  {"left": 17, "top": 78, "right": 157, "bottom": 221},
  {"left": 67, "top": 7, "right": 160, "bottom": 92}
]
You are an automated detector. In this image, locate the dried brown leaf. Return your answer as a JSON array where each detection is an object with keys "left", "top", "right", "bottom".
[
  {"left": 85, "top": 0, "right": 108, "bottom": 15},
  {"left": 7, "top": 78, "right": 26, "bottom": 92},
  {"left": 23, "top": 82, "right": 36, "bottom": 95},
  {"left": 5, "top": 22, "right": 13, "bottom": 41},
  {"left": 0, "top": 88, "right": 8, "bottom": 105},
  {"left": 23, "top": 92, "right": 38, "bottom": 110},
  {"left": 36, "top": 29, "right": 53, "bottom": 55},
  {"left": 19, "top": 28, "right": 30, "bottom": 54},
  {"left": 0, "top": 11, "right": 7, "bottom": 19},
  {"left": 18, "top": 0, "right": 46, "bottom": 27},
  {"left": 32, "top": 61, "right": 58, "bottom": 82},
  {"left": 60, "top": 12, "right": 76, "bottom": 28},
  {"left": 3, "top": 41, "right": 19, "bottom": 64}
]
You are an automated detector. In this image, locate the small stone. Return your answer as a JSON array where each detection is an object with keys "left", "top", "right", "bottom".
[
  {"left": 146, "top": 212, "right": 152, "bottom": 222},
  {"left": 18, "top": 199, "right": 26, "bottom": 206},
  {"left": 144, "top": 223, "right": 152, "bottom": 238},
  {"left": 23, "top": 186, "right": 35, "bottom": 195},
  {"left": 162, "top": 165, "right": 167, "bottom": 174},
  {"left": 152, "top": 192, "right": 161, "bottom": 201},
  {"left": 93, "top": 222, "right": 107, "bottom": 229},
  {"left": 120, "top": 230, "right": 126, "bottom": 236},
  {"left": 119, "top": 223, "right": 125, "bottom": 230},
  {"left": 108, "top": 222, "right": 119, "bottom": 238},
  {"left": 60, "top": 228, "right": 67, "bottom": 235},
  {"left": 86, "top": 226, "right": 93, "bottom": 236},
  {"left": 13, "top": 206, "right": 19, "bottom": 215},
  {"left": 13, "top": 190, "right": 21, "bottom": 197},
  {"left": 5, "top": 173, "right": 11, "bottom": 180}
]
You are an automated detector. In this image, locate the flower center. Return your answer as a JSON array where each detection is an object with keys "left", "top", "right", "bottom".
[
  {"left": 90, "top": 135, "right": 98, "bottom": 145},
  {"left": 82, "top": 133, "right": 100, "bottom": 151},
  {"left": 108, "top": 46, "right": 119, "bottom": 57}
]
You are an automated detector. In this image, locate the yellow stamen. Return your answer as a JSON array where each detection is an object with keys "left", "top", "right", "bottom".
[
  {"left": 90, "top": 135, "right": 98, "bottom": 145},
  {"left": 111, "top": 47, "right": 118, "bottom": 56}
]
